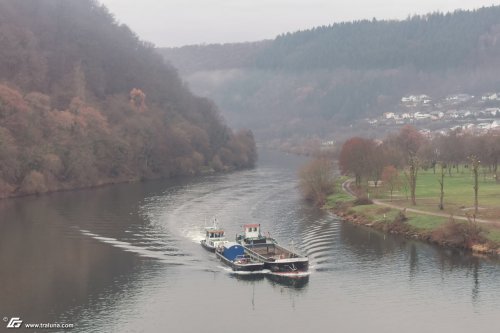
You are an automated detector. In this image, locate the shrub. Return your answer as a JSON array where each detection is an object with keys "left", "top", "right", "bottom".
[
  {"left": 353, "top": 196, "right": 373, "bottom": 206},
  {"left": 376, "top": 207, "right": 391, "bottom": 214},
  {"left": 299, "top": 158, "right": 335, "bottom": 206},
  {"left": 19, "top": 170, "right": 47, "bottom": 195},
  {"left": 431, "top": 215, "right": 484, "bottom": 248},
  {"left": 393, "top": 210, "right": 408, "bottom": 223}
]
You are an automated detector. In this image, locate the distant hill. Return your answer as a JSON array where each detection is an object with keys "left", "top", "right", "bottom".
[
  {"left": 158, "top": 41, "right": 271, "bottom": 74},
  {"left": 0, "top": 0, "right": 256, "bottom": 198},
  {"left": 160, "top": 6, "right": 500, "bottom": 140}
]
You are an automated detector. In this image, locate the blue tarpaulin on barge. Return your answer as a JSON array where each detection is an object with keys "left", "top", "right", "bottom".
[{"left": 222, "top": 243, "right": 244, "bottom": 261}]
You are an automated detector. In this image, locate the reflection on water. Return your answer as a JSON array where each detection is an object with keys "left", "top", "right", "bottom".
[{"left": 0, "top": 149, "right": 499, "bottom": 332}]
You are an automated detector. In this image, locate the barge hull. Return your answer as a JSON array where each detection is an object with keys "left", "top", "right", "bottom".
[{"left": 215, "top": 252, "right": 265, "bottom": 272}]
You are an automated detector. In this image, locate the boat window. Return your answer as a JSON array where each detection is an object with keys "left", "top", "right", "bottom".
[{"left": 253, "top": 227, "right": 257, "bottom": 232}]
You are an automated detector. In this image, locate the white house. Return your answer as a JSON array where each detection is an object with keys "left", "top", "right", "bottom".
[
  {"left": 384, "top": 112, "right": 395, "bottom": 119},
  {"left": 481, "top": 93, "right": 499, "bottom": 101}
]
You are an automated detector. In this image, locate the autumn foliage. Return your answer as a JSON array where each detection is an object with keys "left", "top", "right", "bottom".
[
  {"left": 0, "top": 1, "right": 257, "bottom": 198},
  {"left": 129, "top": 88, "right": 146, "bottom": 112},
  {"left": 338, "top": 137, "right": 376, "bottom": 187}
]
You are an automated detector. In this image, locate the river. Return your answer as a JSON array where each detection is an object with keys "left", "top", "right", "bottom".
[{"left": 0, "top": 149, "right": 499, "bottom": 332}]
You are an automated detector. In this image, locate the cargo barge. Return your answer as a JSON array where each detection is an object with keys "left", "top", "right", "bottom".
[{"left": 236, "top": 224, "right": 309, "bottom": 274}]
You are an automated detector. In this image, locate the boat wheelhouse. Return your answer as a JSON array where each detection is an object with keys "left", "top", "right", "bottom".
[
  {"left": 236, "top": 224, "right": 309, "bottom": 274},
  {"left": 236, "top": 223, "right": 273, "bottom": 245},
  {"left": 200, "top": 219, "right": 227, "bottom": 252}
]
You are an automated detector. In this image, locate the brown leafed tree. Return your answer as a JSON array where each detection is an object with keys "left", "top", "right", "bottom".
[
  {"left": 129, "top": 88, "right": 146, "bottom": 112},
  {"left": 339, "top": 137, "right": 376, "bottom": 187}
]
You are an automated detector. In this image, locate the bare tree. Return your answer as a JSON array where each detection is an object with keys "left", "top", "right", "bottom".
[
  {"left": 381, "top": 165, "right": 399, "bottom": 201},
  {"left": 469, "top": 155, "right": 480, "bottom": 216},
  {"left": 438, "top": 162, "right": 446, "bottom": 210},
  {"left": 396, "top": 126, "right": 425, "bottom": 205},
  {"left": 299, "top": 158, "right": 335, "bottom": 206}
]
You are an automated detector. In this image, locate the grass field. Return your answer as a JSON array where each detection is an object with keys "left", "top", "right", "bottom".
[
  {"left": 326, "top": 168, "right": 500, "bottom": 248},
  {"left": 347, "top": 203, "right": 448, "bottom": 230},
  {"left": 369, "top": 167, "right": 500, "bottom": 220},
  {"left": 324, "top": 176, "right": 352, "bottom": 208}
]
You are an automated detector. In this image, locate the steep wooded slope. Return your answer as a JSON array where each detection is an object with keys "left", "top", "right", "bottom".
[{"left": 0, "top": 0, "right": 256, "bottom": 198}]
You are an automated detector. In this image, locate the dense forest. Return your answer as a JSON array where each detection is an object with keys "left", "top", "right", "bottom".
[
  {"left": 0, "top": 0, "right": 256, "bottom": 198},
  {"left": 160, "top": 6, "right": 500, "bottom": 140},
  {"left": 162, "top": 7, "right": 500, "bottom": 73}
]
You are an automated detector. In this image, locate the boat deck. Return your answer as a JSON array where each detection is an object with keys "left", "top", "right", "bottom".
[{"left": 246, "top": 243, "right": 300, "bottom": 260}]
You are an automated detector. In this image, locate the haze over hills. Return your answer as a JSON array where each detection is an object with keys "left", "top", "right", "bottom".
[
  {"left": 0, "top": 0, "right": 256, "bottom": 198},
  {"left": 160, "top": 6, "right": 500, "bottom": 142}
]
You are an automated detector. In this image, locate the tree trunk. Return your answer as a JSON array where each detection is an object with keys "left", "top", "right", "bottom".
[
  {"left": 471, "top": 156, "right": 480, "bottom": 216},
  {"left": 494, "top": 161, "right": 498, "bottom": 183},
  {"left": 438, "top": 164, "right": 445, "bottom": 210},
  {"left": 409, "top": 156, "right": 418, "bottom": 206}
]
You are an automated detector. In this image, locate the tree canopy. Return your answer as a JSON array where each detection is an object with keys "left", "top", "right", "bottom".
[{"left": 0, "top": 0, "right": 256, "bottom": 198}]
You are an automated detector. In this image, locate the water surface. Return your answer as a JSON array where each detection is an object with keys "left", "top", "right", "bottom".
[{"left": 0, "top": 150, "right": 499, "bottom": 332}]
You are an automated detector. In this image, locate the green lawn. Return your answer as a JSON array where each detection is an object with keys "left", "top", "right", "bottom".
[
  {"left": 369, "top": 167, "right": 500, "bottom": 220},
  {"left": 348, "top": 204, "right": 448, "bottom": 230},
  {"left": 405, "top": 213, "right": 447, "bottom": 231},
  {"left": 326, "top": 170, "right": 500, "bottom": 247},
  {"left": 349, "top": 204, "right": 399, "bottom": 224},
  {"left": 485, "top": 227, "right": 500, "bottom": 243},
  {"left": 324, "top": 176, "right": 352, "bottom": 208}
]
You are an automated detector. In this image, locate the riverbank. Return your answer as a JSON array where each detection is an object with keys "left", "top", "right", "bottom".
[
  {"left": 0, "top": 166, "right": 239, "bottom": 200},
  {"left": 325, "top": 177, "right": 500, "bottom": 256}
]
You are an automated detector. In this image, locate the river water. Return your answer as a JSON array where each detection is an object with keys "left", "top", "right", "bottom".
[{"left": 0, "top": 150, "right": 499, "bottom": 332}]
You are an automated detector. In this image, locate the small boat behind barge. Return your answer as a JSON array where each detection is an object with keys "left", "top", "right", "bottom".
[
  {"left": 236, "top": 224, "right": 309, "bottom": 274},
  {"left": 200, "top": 218, "right": 227, "bottom": 252}
]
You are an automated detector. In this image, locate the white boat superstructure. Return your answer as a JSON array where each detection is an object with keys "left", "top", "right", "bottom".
[{"left": 200, "top": 218, "right": 228, "bottom": 252}]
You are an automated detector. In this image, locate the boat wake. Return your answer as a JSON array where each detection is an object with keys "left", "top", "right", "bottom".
[
  {"left": 267, "top": 271, "right": 311, "bottom": 278},
  {"left": 78, "top": 229, "right": 195, "bottom": 265},
  {"left": 219, "top": 266, "right": 271, "bottom": 275}
]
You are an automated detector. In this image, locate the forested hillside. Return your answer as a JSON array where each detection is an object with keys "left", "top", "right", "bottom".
[
  {"left": 0, "top": 0, "right": 256, "bottom": 198},
  {"left": 160, "top": 6, "right": 500, "bottom": 140}
]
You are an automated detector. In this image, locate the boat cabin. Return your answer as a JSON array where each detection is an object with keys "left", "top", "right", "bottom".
[
  {"left": 243, "top": 224, "right": 261, "bottom": 239},
  {"left": 206, "top": 229, "right": 225, "bottom": 239}
]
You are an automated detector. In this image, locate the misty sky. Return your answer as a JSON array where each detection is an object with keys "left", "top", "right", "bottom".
[{"left": 99, "top": 0, "right": 500, "bottom": 47}]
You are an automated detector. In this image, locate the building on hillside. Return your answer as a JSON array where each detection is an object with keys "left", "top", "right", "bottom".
[
  {"left": 445, "top": 94, "right": 474, "bottom": 104},
  {"left": 401, "top": 94, "right": 431, "bottom": 106},
  {"left": 481, "top": 93, "right": 499, "bottom": 101}
]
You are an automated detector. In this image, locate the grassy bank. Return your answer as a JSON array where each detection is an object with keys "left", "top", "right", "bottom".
[
  {"left": 370, "top": 168, "right": 500, "bottom": 220},
  {"left": 326, "top": 176, "right": 500, "bottom": 255}
]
